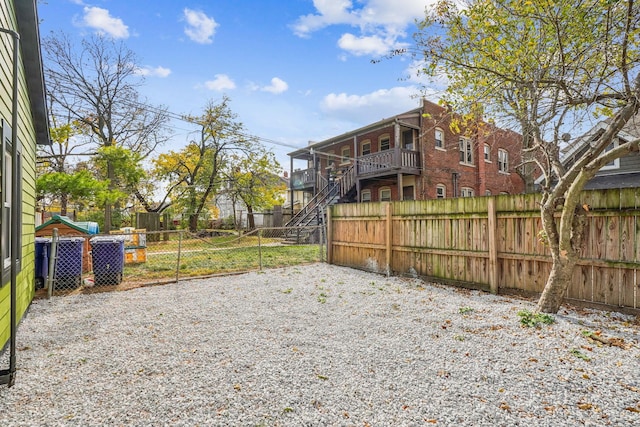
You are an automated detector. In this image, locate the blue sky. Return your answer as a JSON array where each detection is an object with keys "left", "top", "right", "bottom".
[{"left": 37, "top": 0, "right": 441, "bottom": 169}]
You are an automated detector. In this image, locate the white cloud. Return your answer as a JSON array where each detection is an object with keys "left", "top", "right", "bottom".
[
  {"left": 183, "top": 9, "right": 218, "bottom": 44},
  {"left": 337, "top": 33, "right": 407, "bottom": 56},
  {"left": 204, "top": 74, "right": 236, "bottom": 91},
  {"left": 292, "top": 0, "right": 437, "bottom": 56},
  {"left": 135, "top": 66, "right": 172, "bottom": 78},
  {"left": 292, "top": 0, "right": 357, "bottom": 36},
  {"left": 321, "top": 86, "right": 422, "bottom": 122},
  {"left": 261, "top": 77, "right": 289, "bottom": 94},
  {"left": 81, "top": 6, "right": 129, "bottom": 38},
  {"left": 293, "top": 0, "right": 431, "bottom": 35}
]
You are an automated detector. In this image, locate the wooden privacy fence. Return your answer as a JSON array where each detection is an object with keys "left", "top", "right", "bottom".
[{"left": 327, "top": 188, "right": 640, "bottom": 310}]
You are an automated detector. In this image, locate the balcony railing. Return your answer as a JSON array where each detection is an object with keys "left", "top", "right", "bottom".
[
  {"left": 291, "top": 148, "right": 420, "bottom": 191},
  {"left": 291, "top": 168, "right": 316, "bottom": 190},
  {"left": 357, "top": 148, "right": 420, "bottom": 176}
]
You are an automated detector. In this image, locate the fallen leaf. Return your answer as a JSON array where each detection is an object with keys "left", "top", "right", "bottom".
[
  {"left": 578, "top": 403, "right": 593, "bottom": 410},
  {"left": 425, "top": 419, "right": 437, "bottom": 424}
]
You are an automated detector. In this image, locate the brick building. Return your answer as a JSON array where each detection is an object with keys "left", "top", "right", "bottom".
[{"left": 287, "top": 99, "right": 524, "bottom": 220}]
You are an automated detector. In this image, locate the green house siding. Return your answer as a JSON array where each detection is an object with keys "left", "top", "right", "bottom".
[{"left": 0, "top": 0, "right": 42, "bottom": 351}]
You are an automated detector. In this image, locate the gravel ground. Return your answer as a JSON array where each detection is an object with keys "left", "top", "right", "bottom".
[{"left": 0, "top": 263, "right": 639, "bottom": 426}]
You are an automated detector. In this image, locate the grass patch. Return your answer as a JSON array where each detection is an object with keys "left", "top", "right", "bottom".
[
  {"left": 517, "top": 309, "right": 555, "bottom": 328},
  {"left": 123, "top": 244, "right": 322, "bottom": 282}
]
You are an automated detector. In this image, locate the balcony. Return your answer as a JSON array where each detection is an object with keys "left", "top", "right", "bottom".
[
  {"left": 357, "top": 148, "right": 420, "bottom": 177},
  {"left": 291, "top": 168, "right": 316, "bottom": 190},
  {"left": 291, "top": 148, "right": 420, "bottom": 191}
]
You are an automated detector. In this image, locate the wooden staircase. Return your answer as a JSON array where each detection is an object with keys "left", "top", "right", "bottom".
[{"left": 283, "top": 164, "right": 356, "bottom": 242}]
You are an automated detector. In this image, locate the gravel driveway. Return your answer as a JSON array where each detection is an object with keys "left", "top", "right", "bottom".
[{"left": 0, "top": 263, "right": 639, "bottom": 426}]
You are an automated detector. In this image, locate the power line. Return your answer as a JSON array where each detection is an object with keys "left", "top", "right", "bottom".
[{"left": 114, "top": 98, "right": 305, "bottom": 151}]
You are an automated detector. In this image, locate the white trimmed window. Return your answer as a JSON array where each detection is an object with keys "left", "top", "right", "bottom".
[
  {"left": 461, "top": 187, "right": 475, "bottom": 197},
  {"left": 379, "top": 187, "right": 391, "bottom": 202},
  {"left": 379, "top": 135, "right": 390, "bottom": 151},
  {"left": 498, "top": 149, "right": 508, "bottom": 173},
  {"left": 436, "top": 184, "right": 446, "bottom": 199},
  {"left": 601, "top": 139, "right": 621, "bottom": 170},
  {"left": 2, "top": 119, "right": 20, "bottom": 279},
  {"left": 361, "top": 140, "right": 371, "bottom": 156},
  {"left": 361, "top": 190, "right": 371, "bottom": 202},
  {"left": 341, "top": 146, "right": 351, "bottom": 164},
  {"left": 2, "top": 146, "right": 11, "bottom": 271},
  {"left": 484, "top": 144, "right": 491, "bottom": 162},
  {"left": 435, "top": 128, "right": 444, "bottom": 149},
  {"left": 459, "top": 138, "right": 473, "bottom": 165}
]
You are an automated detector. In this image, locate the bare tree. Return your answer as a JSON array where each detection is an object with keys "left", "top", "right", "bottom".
[{"left": 43, "top": 32, "right": 171, "bottom": 231}]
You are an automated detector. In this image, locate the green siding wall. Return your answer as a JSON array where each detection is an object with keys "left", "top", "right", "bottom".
[{"left": 0, "top": 0, "right": 39, "bottom": 350}]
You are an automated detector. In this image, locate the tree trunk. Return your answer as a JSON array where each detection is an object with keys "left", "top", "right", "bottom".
[
  {"left": 104, "top": 159, "right": 114, "bottom": 232},
  {"left": 60, "top": 193, "right": 68, "bottom": 216},
  {"left": 247, "top": 205, "right": 255, "bottom": 229},
  {"left": 188, "top": 213, "right": 198, "bottom": 233},
  {"left": 536, "top": 200, "right": 588, "bottom": 314},
  {"left": 536, "top": 256, "right": 577, "bottom": 313}
]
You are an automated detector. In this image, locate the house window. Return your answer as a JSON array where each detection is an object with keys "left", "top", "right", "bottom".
[
  {"left": 601, "top": 139, "right": 620, "bottom": 170},
  {"left": 2, "top": 147, "right": 12, "bottom": 271},
  {"left": 436, "top": 184, "right": 446, "bottom": 199},
  {"left": 361, "top": 140, "right": 371, "bottom": 156},
  {"left": 459, "top": 138, "right": 473, "bottom": 165},
  {"left": 402, "top": 129, "right": 415, "bottom": 150},
  {"left": 361, "top": 190, "right": 371, "bottom": 202},
  {"left": 435, "top": 128, "right": 444, "bottom": 149},
  {"left": 379, "top": 187, "right": 391, "bottom": 202},
  {"left": 402, "top": 185, "right": 415, "bottom": 201},
  {"left": 2, "top": 120, "right": 20, "bottom": 280},
  {"left": 485, "top": 190, "right": 492, "bottom": 196},
  {"left": 484, "top": 144, "right": 491, "bottom": 162},
  {"left": 498, "top": 149, "right": 508, "bottom": 173},
  {"left": 461, "top": 187, "right": 475, "bottom": 197},
  {"left": 341, "top": 146, "right": 351, "bottom": 164},
  {"left": 379, "top": 135, "right": 390, "bottom": 151}
]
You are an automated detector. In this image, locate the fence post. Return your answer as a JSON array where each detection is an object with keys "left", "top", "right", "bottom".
[
  {"left": 386, "top": 202, "right": 393, "bottom": 277},
  {"left": 326, "top": 207, "right": 333, "bottom": 264},
  {"left": 46, "top": 228, "right": 59, "bottom": 299},
  {"left": 488, "top": 197, "right": 498, "bottom": 294},
  {"left": 175, "top": 230, "right": 183, "bottom": 283},
  {"left": 258, "top": 229, "right": 262, "bottom": 270}
]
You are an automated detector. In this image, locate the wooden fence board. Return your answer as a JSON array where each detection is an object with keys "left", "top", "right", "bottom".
[
  {"left": 619, "top": 268, "right": 636, "bottom": 308},
  {"left": 328, "top": 189, "right": 640, "bottom": 311}
]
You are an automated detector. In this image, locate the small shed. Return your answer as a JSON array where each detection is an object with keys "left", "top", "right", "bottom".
[{"left": 35, "top": 215, "right": 99, "bottom": 273}]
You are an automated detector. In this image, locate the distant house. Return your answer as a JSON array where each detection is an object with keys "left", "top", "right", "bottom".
[
  {"left": 214, "top": 173, "right": 288, "bottom": 228},
  {"left": 0, "top": 0, "right": 51, "bottom": 384},
  {"left": 559, "top": 114, "right": 640, "bottom": 190},
  {"left": 287, "top": 99, "right": 524, "bottom": 225}
]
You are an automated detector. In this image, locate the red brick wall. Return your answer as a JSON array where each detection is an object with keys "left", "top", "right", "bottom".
[{"left": 418, "top": 99, "right": 525, "bottom": 198}]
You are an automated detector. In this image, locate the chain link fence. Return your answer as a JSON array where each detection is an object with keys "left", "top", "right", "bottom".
[{"left": 35, "top": 226, "right": 326, "bottom": 296}]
